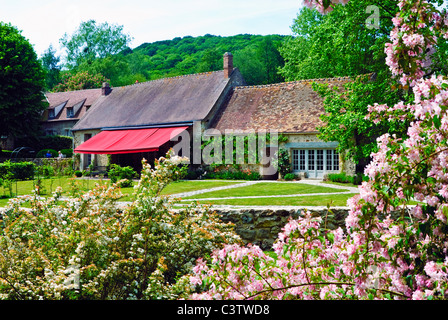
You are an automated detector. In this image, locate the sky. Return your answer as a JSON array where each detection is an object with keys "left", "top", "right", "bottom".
[{"left": 0, "top": 0, "right": 303, "bottom": 57}]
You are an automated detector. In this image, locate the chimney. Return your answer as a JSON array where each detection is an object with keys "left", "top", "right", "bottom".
[
  {"left": 102, "top": 82, "right": 111, "bottom": 96},
  {"left": 223, "top": 52, "right": 233, "bottom": 78}
]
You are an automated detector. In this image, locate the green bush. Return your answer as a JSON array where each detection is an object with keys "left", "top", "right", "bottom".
[
  {"left": 327, "top": 172, "right": 367, "bottom": 185},
  {"left": 203, "top": 167, "right": 261, "bottom": 180},
  {"left": 60, "top": 149, "right": 73, "bottom": 158},
  {"left": 36, "top": 149, "right": 58, "bottom": 158},
  {"left": 275, "top": 149, "right": 292, "bottom": 177},
  {"left": 36, "top": 165, "right": 54, "bottom": 178},
  {"left": 283, "top": 173, "right": 297, "bottom": 181},
  {"left": 74, "top": 170, "right": 83, "bottom": 177},
  {"left": 108, "top": 164, "right": 138, "bottom": 187},
  {"left": 16, "top": 135, "right": 73, "bottom": 153},
  {"left": 0, "top": 161, "right": 36, "bottom": 180}
]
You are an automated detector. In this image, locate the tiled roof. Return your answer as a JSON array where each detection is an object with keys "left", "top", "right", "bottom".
[
  {"left": 72, "top": 70, "right": 234, "bottom": 131},
  {"left": 211, "top": 77, "right": 351, "bottom": 133},
  {"left": 44, "top": 88, "right": 103, "bottom": 122}
]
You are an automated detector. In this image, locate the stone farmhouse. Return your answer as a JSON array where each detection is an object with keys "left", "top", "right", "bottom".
[
  {"left": 63, "top": 52, "right": 354, "bottom": 178},
  {"left": 42, "top": 88, "right": 104, "bottom": 137},
  {"left": 211, "top": 78, "right": 354, "bottom": 178},
  {"left": 72, "top": 53, "right": 245, "bottom": 171}
]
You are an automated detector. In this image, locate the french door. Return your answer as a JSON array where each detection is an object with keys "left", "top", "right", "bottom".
[{"left": 292, "top": 149, "right": 339, "bottom": 178}]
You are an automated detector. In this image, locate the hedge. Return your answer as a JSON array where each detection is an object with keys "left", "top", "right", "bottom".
[
  {"left": 0, "top": 161, "right": 36, "bottom": 180},
  {"left": 36, "top": 149, "right": 58, "bottom": 158},
  {"left": 326, "top": 172, "right": 367, "bottom": 185}
]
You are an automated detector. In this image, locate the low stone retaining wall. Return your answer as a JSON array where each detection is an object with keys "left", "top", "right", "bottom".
[{"left": 213, "top": 207, "right": 350, "bottom": 250}]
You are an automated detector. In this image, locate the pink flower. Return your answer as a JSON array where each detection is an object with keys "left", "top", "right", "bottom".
[{"left": 412, "top": 290, "right": 425, "bottom": 300}]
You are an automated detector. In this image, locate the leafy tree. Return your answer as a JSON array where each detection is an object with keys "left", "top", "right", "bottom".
[
  {"left": 58, "top": 33, "right": 287, "bottom": 87},
  {"left": 279, "top": 1, "right": 406, "bottom": 171},
  {"left": 60, "top": 20, "right": 132, "bottom": 68},
  {"left": 313, "top": 73, "right": 409, "bottom": 170},
  {"left": 40, "top": 45, "right": 62, "bottom": 91},
  {"left": 280, "top": 1, "right": 397, "bottom": 80},
  {"left": 133, "top": 34, "right": 286, "bottom": 84},
  {"left": 0, "top": 22, "right": 46, "bottom": 144},
  {"left": 234, "top": 36, "right": 285, "bottom": 85},
  {"left": 196, "top": 49, "right": 222, "bottom": 73},
  {"left": 256, "top": 37, "right": 284, "bottom": 84},
  {"left": 74, "top": 54, "right": 138, "bottom": 87},
  {"left": 233, "top": 46, "right": 265, "bottom": 85}
]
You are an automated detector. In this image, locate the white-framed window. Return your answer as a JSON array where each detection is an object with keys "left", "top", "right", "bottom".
[
  {"left": 308, "top": 150, "right": 315, "bottom": 171},
  {"left": 292, "top": 149, "right": 340, "bottom": 176},
  {"left": 317, "top": 150, "right": 324, "bottom": 171},
  {"left": 299, "top": 150, "right": 306, "bottom": 171},
  {"left": 292, "top": 149, "right": 299, "bottom": 171}
]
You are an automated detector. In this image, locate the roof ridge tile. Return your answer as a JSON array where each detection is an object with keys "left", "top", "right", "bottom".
[
  {"left": 234, "top": 75, "right": 354, "bottom": 91},
  {"left": 125, "top": 70, "right": 224, "bottom": 88}
]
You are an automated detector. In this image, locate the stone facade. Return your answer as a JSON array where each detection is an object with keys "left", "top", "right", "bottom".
[
  {"left": 41, "top": 120, "right": 77, "bottom": 137},
  {"left": 73, "top": 129, "right": 109, "bottom": 170},
  {"left": 214, "top": 207, "right": 349, "bottom": 250}
]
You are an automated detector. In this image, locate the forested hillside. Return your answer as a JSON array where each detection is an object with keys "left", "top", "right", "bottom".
[
  {"left": 46, "top": 32, "right": 287, "bottom": 91},
  {"left": 130, "top": 34, "right": 286, "bottom": 85}
]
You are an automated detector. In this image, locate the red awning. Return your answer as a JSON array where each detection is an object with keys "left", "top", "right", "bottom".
[{"left": 74, "top": 126, "right": 188, "bottom": 154}]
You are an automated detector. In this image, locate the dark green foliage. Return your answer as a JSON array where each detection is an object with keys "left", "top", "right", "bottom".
[
  {"left": 279, "top": 2, "right": 397, "bottom": 81},
  {"left": 16, "top": 135, "right": 73, "bottom": 154},
  {"left": 283, "top": 173, "right": 298, "bottom": 181},
  {"left": 56, "top": 33, "right": 286, "bottom": 89},
  {"left": 326, "top": 172, "right": 367, "bottom": 185},
  {"left": 0, "top": 22, "right": 46, "bottom": 142},
  {"left": 203, "top": 168, "right": 261, "bottom": 181},
  {"left": 40, "top": 44, "right": 61, "bottom": 91},
  {"left": 134, "top": 34, "right": 286, "bottom": 85},
  {"left": 0, "top": 161, "right": 36, "bottom": 180},
  {"left": 36, "top": 149, "right": 58, "bottom": 158},
  {"left": 275, "top": 149, "right": 292, "bottom": 178},
  {"left": 60, "top": 149, "right": 73, "bottom": 158}
]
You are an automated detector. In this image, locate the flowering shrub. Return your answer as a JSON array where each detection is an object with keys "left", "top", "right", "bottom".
[
  {"left": 52, "top": 71, "right": 109, "bottom": 92},
  {"left": 189, "top": 0, "right": 448, "bottom": 300},
  {"left": 203, "top": 164, "right": 261, "bottom": 180},
  {"left": 0, "top": 152, "right": 241, "bottom": 299}
]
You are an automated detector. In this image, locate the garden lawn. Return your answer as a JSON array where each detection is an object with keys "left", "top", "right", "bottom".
[
  {"left": 0, "top": 178, "right": 244, "bottom": 206},
  {"left": 182, "top": 193, "right": 359, "bottom": 207},
  {"left": 0, "top": 177, "right": 109, "bottom": 207},
  {"left": 160, "top": 180, "right": 244, "bottom": 195},
  {"left": 182, "top": 182, "right": 348, "bottom": 199}
]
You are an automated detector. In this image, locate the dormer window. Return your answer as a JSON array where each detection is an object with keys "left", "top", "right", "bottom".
[
  {"left": 67, "top": 107, "right": 74, "bottom": 118},
  {"left": 49, "top": 101, "right": 67, "bottom": 119}
]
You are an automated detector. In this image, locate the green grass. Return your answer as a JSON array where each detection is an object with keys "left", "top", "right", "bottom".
[
  {"left": 0, "top": 177, "right": 109, "bottom": 207},
  {"left": 182, "top": 193, "right": 359, "bottom": 207},
  {"left": 160, "top": 180, "right": 244, "bottom": 195},
  {"left": 321, "top": 181, "right": 360, "bottom": 188},
  {"left": 0, "top": 178, "right": 357, "bottom": 208},
  {"left": 183, "top": 182, "right": 348, "bottom": 199},
  {"left": 0, "top": 178, "right": 244, "bottom": 207}
]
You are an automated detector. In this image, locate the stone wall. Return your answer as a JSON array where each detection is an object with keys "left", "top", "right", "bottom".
[{"left": 214, "top": 207, "right": 350, "bottom": 250}]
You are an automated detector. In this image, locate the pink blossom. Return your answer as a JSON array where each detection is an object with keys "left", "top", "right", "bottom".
[{"left": 412, "top": 290, "right": 425, "bottom": 300}]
